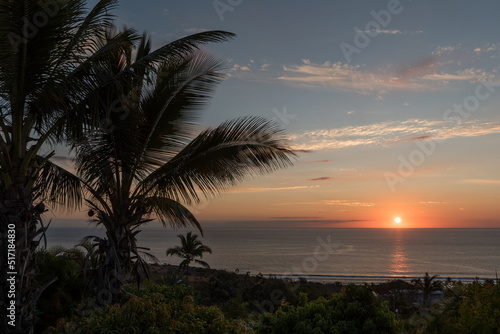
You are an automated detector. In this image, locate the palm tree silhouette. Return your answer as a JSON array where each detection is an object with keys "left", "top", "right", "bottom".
[
  {"left": 0, "top": 1, "right": 137, "bottom": 332},
  {"left": 412, "top": 272, "right": 440, "bottom": 307},
  {"left": 73, "top": 30, "right": 295, "bottom": 302},
  {"left": 166, "top": 232, "right": 213, "bottom": 274}
]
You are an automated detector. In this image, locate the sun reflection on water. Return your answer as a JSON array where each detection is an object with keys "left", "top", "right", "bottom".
[{"left": 389, "top": 231, "right": 409, "bottom": 275}]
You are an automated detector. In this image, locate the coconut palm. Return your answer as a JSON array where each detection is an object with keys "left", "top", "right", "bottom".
[
  {"left": 166, "top": 232, "right": 213, "bottom": 274},
  {"left": 74, "top": 30, "right": 295, "bottom": 303},
  {"left": 412, "top": 272, "right": 441, "bottom": 306},
  {"left": 0, "top": 1, "right": 140, "bottom": 332}
]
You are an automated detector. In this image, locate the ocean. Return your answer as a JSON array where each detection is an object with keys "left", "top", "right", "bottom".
[{"left": 44, "top": 226, "right": 500, "bottom": 283}]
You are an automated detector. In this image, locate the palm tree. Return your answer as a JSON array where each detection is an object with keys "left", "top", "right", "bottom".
[
  {"left": 412, "top": 272, "right": 440, "bottom": 307},
  {"left": 166, "top": 232, "right": 213, "bottom": 274},
  {"left": 0, "top": 1, "right": 139, "bottom": 332},
  {"left": 74, "top": 30, "right": 295, "bottom": 303}
]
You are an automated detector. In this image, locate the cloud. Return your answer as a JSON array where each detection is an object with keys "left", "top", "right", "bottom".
[
  {"left": 322, "top": 200, "right": 375, "bottom": 207},
  {"left": 299, "top": 159, "right": 333, "bottom": 164},
  {"left": 231, "top": 64, "right": 251, "bottom": 71},
  {"left": 268, "top": 216, "right": 320, "bottom": 220},
  {"left": 473, "top": 43, "right": 498, "bottom": 54},
  {"left": 260, "top": 64, "right": 270, "bottom": 71},
  {"left": 308, "top": 176, "right": 333, "bottom": 181},
  {"left": 271, "top": 200, "right": 374, "bottom": 207},
  {"left": 463, "top": 179, "right": 500, "bottom": 184},
  {"left": 432, "top": 45, "right": 460, "bottom": 56},
  {"left": 290, "top": 119, "right": 500, "bottom": 151},
  {"left": 418, "top": 201, "right": 446, "bottom": 204},
  {"left": 292, "top": 149, "right": 314, "bottom": 154},
  {"left": 184, "top": 27, "right": 208, "bottom": 33},
  {"left": 227, "top": 185, "right": 319, "bottom": 193},
  {"left": 363, "top": 29, "right": 422, "bottom": 35},
  {"left": 277, "top": 59, "right": 491, "bottom": 94}
]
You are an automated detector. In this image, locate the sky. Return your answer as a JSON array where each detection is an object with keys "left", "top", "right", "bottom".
[{"left": 52, "top": 0, "right": 500, "bottom": 228}]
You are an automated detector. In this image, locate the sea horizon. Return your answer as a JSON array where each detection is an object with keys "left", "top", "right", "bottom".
[{"left": 44, "top": 225, "right": 500, "bottom": 283}]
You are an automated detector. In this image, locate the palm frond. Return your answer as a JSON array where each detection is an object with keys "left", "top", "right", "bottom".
[
  {"left": 34, "top": 158, "right": 83, "bottom": 211},
  {"left": 194, "top": 259, "right": 210, "bottom": 268},
  {"left": 126, "top": 30, "right": 235, "bottom": 74},
  {"left": 141, "top": 196, "right": 201, "bottom": 232},
  {"left": 134, "top": 52, "right": 227, "bottom": 173},
  {"left": 138, "top": 116, "right": 296, "bottom": 204}
]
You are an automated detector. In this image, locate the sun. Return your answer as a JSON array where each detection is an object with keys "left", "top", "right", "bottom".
[{"left": 394, "top": 217, "right": 401, "bottom": 224}]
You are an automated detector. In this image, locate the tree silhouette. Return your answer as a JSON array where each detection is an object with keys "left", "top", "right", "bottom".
[
  {"left": 0, "top": 1, "right": 136, "bottom": 332},
  {"left": 412, "top": 272, "right": 441, "bottom": 307},
  {"left": 166, "top": 232, "right": 213, "bottom": 274},
  {"left": 73, "top": 29, "right": 295, "bottom": 303}
]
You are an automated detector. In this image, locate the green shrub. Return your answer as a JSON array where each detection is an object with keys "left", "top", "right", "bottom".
[
  {"left": 425, "top": 281, "right": 500, "bottom": 334},
  {"left": 35, "top": 247, "right": 86, "bottom": 333},
  {"left": 257, "top": 284, "right": 402, "bottom": 334},
  {"left": 46, "top": 284, "right": 250, "bottom": 333}
]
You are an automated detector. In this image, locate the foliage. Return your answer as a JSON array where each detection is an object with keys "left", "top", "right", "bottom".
[
  {"left": 35, "top": 247, "right": 86, "bottom": 332},
  {"left": 257, "top": 284, "right": 402, "bottom": 334},
  {"left": 46, "top": 284, "right": 250, "bottom": 334},
  {"left": 424, "top": 280, "right": 500, "bottom": 334},
  {"left": 207, "top": 270, "right": 300, "bottom": 316},
  {"left": 166, "top": 232, "right": 213, "bottom": 273},
  {"left": 0, "top": 0, "right": 137, "bottom": 331},
  {"left": 411, "top": 273, "right": 442, "bottom": 307},
  {"left": 73, "top": 24, "right": 295, "bottom": 304}
]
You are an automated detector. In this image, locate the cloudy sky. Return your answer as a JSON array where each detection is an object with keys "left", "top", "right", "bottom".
[{"left": 58, "top": 0, "right": 500, "bottom": 228}]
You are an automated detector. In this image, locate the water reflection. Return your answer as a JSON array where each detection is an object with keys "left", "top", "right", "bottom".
[{"left": 389, "top": 230, "right": 409, "bottom": 275}]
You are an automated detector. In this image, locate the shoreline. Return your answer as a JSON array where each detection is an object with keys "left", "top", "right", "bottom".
[{"left": 150, "top": 263, "right": 497, "bottom": 285}]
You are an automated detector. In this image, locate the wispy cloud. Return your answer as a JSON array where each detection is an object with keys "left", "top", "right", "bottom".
[
  {"left": 231, "top": 64, "right": 251, "bottom": 71},
  {"left": 227, "top": 185, "right": 319, "bottom": 193},
  {"left": 184, "top": 27, "right": 208, "bottom": 33},
  {"left": 363, "top": 29, "right": 422, "bottom": 35},
  {"left": 299, "top": 159, "right": 334, "bottom": 164},
  {"left": 271, "top": 199, "right": 374, "bottom": 207},
  {"left": 290, "top": 119, "right": 500, "bottom": 151},
  {"left": 474, "top": 43, "right": 499, "bottom": 54},
  {"left": 463, "top": 179, "right": 500, "bottom": 184},
  {"left": 322, "top": 200, "right": 375, "bottom": 207},
  {"left": 277, "top": 59, "right": 491, "bottom": 94},
  {"left": 308, "top": 176, "right": 333, "bottom": 181},
  {"left": 432, "top": 44, "right": 460, "bottom": 56}
]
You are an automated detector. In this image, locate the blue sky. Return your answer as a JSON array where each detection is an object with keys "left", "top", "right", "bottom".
[{"left": 59, "top": 0, "right": 500, "bottom": 228}]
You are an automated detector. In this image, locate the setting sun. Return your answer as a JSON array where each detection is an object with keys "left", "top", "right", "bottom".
[{"left": 394, "top": 217, "right": 401, "bottom": 224}]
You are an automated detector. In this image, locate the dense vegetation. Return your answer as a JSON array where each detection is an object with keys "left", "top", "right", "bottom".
[{"left": 33, "top": 252, "right": 500, "bottom": 334}]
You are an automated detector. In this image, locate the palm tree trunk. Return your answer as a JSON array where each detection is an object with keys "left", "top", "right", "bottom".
[{"left": 92, "top": 226, "right": 129, "bottom": 305}]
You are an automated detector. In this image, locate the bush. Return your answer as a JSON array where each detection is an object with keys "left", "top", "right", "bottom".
[
  {"left": 257, "top": 284, "right": 402, "bottom": 334},
  {"left": 46, "top": 284, "right": 250, "bottom": 333},
  {"left": 35, "top": 247, "right": 86, "bottom": 332},
  {"left": 425, "top": 281, "right": 500, "bottom": 334}
]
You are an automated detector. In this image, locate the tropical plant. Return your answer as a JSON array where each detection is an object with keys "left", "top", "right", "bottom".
[
  {"left": 257, "top": 285, "right": 403, "bottom": 334},
  {"left": 166, "top": 232, "right": 213, "bottom": 274},
  {"left": 46, "top": 284, "right": 250, "bottom": 334},
  {"left": 73, "top": 28, "right": 295, "bottom": 303},
  {"left": 0, "top": 1, "right": 139, "bottom": 332},
  {"left": 35, "top": 246, "right": 86, "bottom": 332},
  {"left": 412, "top": 272, "right": 441, "bottom": 307}
]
